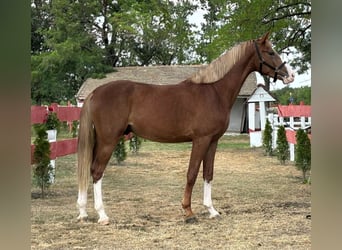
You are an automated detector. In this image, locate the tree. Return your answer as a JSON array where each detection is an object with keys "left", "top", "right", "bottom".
[
  {"left": 108, "top": 0, "right": 197, "bottom": 66},
  {"left": 196, "top": 0, "right": 230, "bottom": 63},
  {"left": 154, "top": 1, "right": 197, "bottom": 65},
  {"left": 31, "top": 0, "right": 198, "bottom": 104},
  {"left": 31, "top": 0, "right": 53, "bottom": 55},
  {"left": 33, "top": 124, "right": 53, "bottom": 198},
  {"left": 31, "top": 0, "right": 114, "bottom": 104},
  {"left": 272, "top": 86, "right": 311, "bottom": 105},
  {"left": 295, "top": 129, "right": 311, "bottom": 183},
  {"left": 276, "top": 125, "right": 289, "bottom": 165},
  {"left": 262, "top": 119, "right": 273, "bottom": 156},
  {"left": 198, "top": 0, "right": 311, "bottom": 89},
  {"left": 295, "top": 86, "right": 311, "bottom": 105}
]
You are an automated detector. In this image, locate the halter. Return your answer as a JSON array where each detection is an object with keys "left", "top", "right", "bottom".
[{"left": 254, "top": 40, "right": 287, "bottom": 82}]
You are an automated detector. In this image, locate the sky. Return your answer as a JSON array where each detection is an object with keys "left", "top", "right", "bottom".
[{"left": 187, "top": 3, "right": 311, "bottom": 91}]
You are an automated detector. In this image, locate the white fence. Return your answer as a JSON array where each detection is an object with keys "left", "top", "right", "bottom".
[
  {"left": 267, "top": 104, "right": 311, "bottom": 161},
  {"left": 268, "top": 114, "right": 311, "bottom": 161}
]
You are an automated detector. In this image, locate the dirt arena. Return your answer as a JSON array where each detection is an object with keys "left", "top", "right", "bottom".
[{"left": 31, "top": 135, "right": 311, "bottom": 249}]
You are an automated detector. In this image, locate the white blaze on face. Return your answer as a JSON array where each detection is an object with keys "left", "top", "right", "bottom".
[{"left": 284, "top": 64, "right": 295, "bottom": 84}]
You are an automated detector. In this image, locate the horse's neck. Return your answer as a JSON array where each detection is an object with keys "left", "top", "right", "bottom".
[{"left": 215, "top": 50, "right": 255, "bottom": 109}]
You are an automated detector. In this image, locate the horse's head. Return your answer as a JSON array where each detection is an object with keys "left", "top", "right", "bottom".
[{"left": 253, "top": 32, "right": 295, "bottom": 84}]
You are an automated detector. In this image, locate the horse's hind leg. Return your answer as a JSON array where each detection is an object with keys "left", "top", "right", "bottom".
[
  {"left": 93, "top": 175, "right": 109, "bottom": 225},
  {"left": 77, "top": 189, "right": 88, "bottom": 221},
  {"left": 91, "top": 138, "right": 119, "bottom": 225}
]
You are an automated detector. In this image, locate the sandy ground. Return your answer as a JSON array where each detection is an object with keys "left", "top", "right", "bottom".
[{"left": 31, "top": 138, "right": 311, "bottom": 249}]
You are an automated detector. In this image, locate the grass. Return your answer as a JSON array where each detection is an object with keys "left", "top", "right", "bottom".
[{"left": 217, "top": 135, "right": 250, "bottom": 150}]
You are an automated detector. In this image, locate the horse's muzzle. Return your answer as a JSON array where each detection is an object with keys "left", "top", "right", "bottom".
[{"left": 282, "top": 65, "right": 295, "bottom": 84}]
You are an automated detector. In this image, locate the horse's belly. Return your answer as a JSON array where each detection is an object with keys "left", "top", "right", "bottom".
[{"left": 130, "top": 121, "right": 193, "bottom": 143}]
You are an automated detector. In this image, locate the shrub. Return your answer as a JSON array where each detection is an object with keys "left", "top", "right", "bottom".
[
  {"left": 33, "top": 124, "right": 53, "bottom": 198},
  {"left": 45, "top": 111, "right": 61, "bottom": 132},
  {"left": 129, "top": 134, "right": 142, "bottom": 154},
  {"left": 276, "top": 125, "right": 289, "bottom": 165},
  {"left": 112, "top": 134, "right": 142, "bottom": 165},
  {"left": 71, "top": 120, "right": 79, "bottom": 138},
  {"left": 262, "top": 119, "right": 273, "bottom": 156},
  {"left": 113, "top": 138, "right": 127, "bottom": 165},
  {"left": 295, "top": 129, "right": 311, "bottom": 183}
]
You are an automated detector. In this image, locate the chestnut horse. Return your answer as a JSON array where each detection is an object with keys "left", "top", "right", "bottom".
[{"left": 77, "top": 33, "right": 294, "bottom": 225}]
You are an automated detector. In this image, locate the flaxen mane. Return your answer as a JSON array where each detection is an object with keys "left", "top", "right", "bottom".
[{"left": 189, "top": 41, "right": 250, "bottom": 84}]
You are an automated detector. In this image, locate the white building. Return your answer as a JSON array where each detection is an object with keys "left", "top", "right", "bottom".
[{"left": 247, "top": 84, "right": 277, "bottom": 147}]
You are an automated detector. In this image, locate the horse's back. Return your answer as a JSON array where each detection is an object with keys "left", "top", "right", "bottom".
[{"left": 91, "top": 80, "right": 136, "bottom": 101}]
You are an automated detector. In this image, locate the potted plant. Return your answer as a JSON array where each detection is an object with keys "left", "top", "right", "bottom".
[{"left": 44, "top": 111, "right": 60, "bottom": 142}]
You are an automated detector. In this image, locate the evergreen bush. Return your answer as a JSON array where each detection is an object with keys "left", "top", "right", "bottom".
[
  {"left": 129, "top": 134, "right": 142, "bottom": 154},
  {"left": 33, "top": 124, "right": 53, "bottom": 198},
  {"left": 262, "top": 119, "right": 273, "bottom": 156},
  {"left": 111, "top": 134, "right": 142, "bottom": 165},
  {"left": 71, "top": 120, "right": 79, "bottom": 138},
  {"left": 276, "top": 125, "right": 289, "bottom": 165},
  {"left": 113, "top": 138, "right": 127, "bottom": 165},
  {"left": 295, "top": 129, "right": 311, "bottom": 183},
  {"left": 45, "top": 111, "right": 61, "bottom": 132}
]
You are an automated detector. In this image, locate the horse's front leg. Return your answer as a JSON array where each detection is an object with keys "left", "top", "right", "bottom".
[
  {"left": 203, "top": 140, "right": 220, "bottom": 218},
  {"left": 182, "top": 137, "right": 211, "bottom": 223},
  {"left": 203, "top": 180, "right": 220, "bottom": 218}
]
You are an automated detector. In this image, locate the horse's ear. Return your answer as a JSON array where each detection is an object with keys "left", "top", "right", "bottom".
[{"left": 260, "top": 32, "right": 270, "bottom": 44}]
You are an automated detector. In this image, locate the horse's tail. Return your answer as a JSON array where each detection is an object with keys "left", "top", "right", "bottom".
[{"left": 77, "top": 94, "right": 94, "bottom": 194}]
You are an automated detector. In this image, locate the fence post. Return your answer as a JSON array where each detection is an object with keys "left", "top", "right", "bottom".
[
  {"left": 268, "top": 113, "right": 278, "bottom": 150},
  {"left": 288, "top": 115, "right": 295, "bottom": 161},
  {"left": 289, "top": 141, "right": 295, "bottom": 161},
  {"left": 259, "top": 101, "right": 266, "bottom": 130},
  {"left": 47, "top": 129, "right": 57, "bottom": 183}
]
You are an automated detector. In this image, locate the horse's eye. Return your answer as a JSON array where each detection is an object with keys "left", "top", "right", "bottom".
[{"left": 268, "top": 51, "right": 275, "bottom": 56}]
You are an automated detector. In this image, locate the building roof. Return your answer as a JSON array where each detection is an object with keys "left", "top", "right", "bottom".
[
  {"left": 76, "top": 65, "right": 257, "bottom": 100},
  {"left": 278, "top": 104, "right": 311, "bottom": 117},
  {"left": 247, "top": 84, "right": 277, "bottom": 103}
]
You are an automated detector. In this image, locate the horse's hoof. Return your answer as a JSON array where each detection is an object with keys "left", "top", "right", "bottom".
[
  {"left": 98, "top": 218, "right": 110, "bottom": 225},
  {"left": 185, "top": 215, "right": 198, "bottom": 224},
  {"left": 209, "top": 213, "right": 222, "bottom": 220},
  {"left": 77, "top": 216, "right": 88, "bottom": 223}
]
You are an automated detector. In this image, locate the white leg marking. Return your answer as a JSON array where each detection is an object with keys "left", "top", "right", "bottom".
[
  {"left": 94, "top": 177, "right": 109, "bottom": 224},
  {"left": 77, "top": 189, "right": 88, "bottom": 221},
  {"left": 203, "top": 180, "right": 220, "bottom": 218}
]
